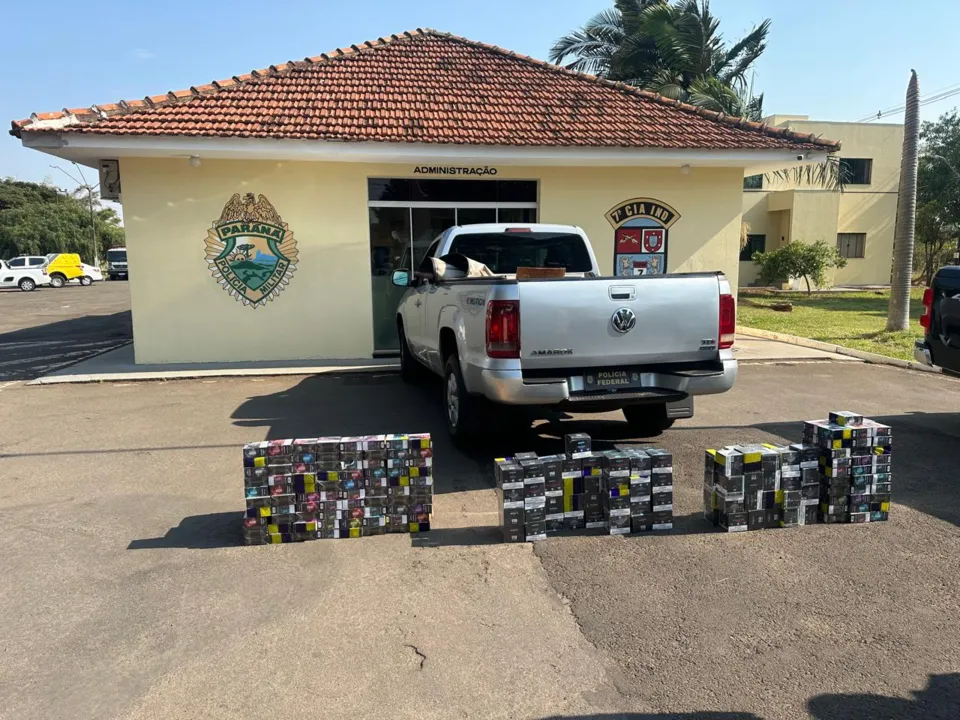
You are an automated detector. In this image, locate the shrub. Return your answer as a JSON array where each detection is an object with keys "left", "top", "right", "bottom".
[{"left": 752, "top": 240, "right": 847, "bottom": 294}]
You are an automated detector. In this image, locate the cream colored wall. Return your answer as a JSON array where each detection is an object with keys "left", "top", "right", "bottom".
[
  {"left": 739, "top": 119, "right": 903, "bottom": 286},
  {"left": 536, "top": 165, "right": 745, "bottom": 286},
  {"left": 120, "top": 159, "right": 745, "bottom": 364},
  {"left": 120, "top": 157, "right": 376, "bottom": 364}
]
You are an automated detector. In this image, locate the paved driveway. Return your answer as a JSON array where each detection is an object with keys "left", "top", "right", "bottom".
[
  {"left": 0, "top": 281, "right": 131, "bottom": 381},
  {"left": 0, "top": 362, "right": 958, "bottom": 719}
]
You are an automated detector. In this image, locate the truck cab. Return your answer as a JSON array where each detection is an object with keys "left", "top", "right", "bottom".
[{"left": 106, "top": 247, "right": 128, "bottom": 280}]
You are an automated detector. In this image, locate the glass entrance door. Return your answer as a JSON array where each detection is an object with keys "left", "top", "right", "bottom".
[
  {"left": 368, "top": 179, "right": 538, "bottom": 354},
  {"left": 369, "top": 207, "right": 412, "bottom": 353}
]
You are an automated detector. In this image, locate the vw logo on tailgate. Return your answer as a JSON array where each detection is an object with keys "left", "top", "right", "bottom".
[{"left": 611, "top": 307, "right": 636, "bottom": 334}]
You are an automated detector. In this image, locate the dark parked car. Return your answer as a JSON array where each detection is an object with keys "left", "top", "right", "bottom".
[{"left": 915, "top": 266, "right": 960, "bottom": 375}]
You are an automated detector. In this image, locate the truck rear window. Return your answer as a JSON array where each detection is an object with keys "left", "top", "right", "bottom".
[{"left": 447, "top": 232, "right": 592, "bottom": 274}]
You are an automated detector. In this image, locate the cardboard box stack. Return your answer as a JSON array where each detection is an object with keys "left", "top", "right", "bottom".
[
  {"left": 803, "top": 411, "right": 893, "bottom": 524},
  {"left": 242, "top": 434, "right": 433, "bottom": 545},
  {"left": 496, "top": 433, "right": 673, "bottom": 541},
  {"left": 565, "top": 433, "right": 595, "bottom": 532},
  {"left": 704, "top": 443, "right": 815, "bottom": 532},
  {"left": 598, "top": 450, "right": 632, "bottom": 535}
]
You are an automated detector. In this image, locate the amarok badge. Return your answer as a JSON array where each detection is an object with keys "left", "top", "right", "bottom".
[{"left": 205, "top": 193, "right": 298, "bottom": 307}]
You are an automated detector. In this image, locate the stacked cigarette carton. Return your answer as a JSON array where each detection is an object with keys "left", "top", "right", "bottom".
[
  {"left": 704, "top": 443, "right": 815, "bottom": 532},
  {"left": 803, "top": 411, "right": 892, "bottom": 524},
  {"left": 495, "top": 433, "right": 673, "bottom": 542},
  {"left": 704, "top": 411, "right": 892, "bottom": 531},
  {"left": 242, "top": 434, "right": 433, "bottom": 545}
]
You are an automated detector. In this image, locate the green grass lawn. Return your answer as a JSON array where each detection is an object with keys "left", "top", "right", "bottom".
[{"left": 738, "top": 288, "right": 925, "bottom": 361}]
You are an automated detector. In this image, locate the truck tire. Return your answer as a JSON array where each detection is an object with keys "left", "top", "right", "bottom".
[
  {"left": 443, "top": 353, "right": 481, "bottom": 444},
  {"left": 18, "top": 277, "right": 36, "bottom": 292},
  {"left": 49, "top": 273, "right": 65, "bottom": 289},
  {"left": 398, "top": 321, "right": 427, "bottom": 384},
  {"left": 622, "top": 404, "right": 675, "bottom": 436}
]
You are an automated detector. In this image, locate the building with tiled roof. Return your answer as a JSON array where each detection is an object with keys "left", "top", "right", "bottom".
[{"left": 12, "top": 28, "right": 842, "bottom": 365}]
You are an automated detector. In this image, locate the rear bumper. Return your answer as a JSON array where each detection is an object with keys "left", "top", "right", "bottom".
[
  {"left": 914, "top": 340, "right": 934, "bottom": 367},
  {"left": 468, "top": 358, "right": 738, "bottom": 407}
]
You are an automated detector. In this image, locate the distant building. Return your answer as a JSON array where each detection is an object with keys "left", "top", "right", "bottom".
[{"left": 740, "top": 115, "right": 904, "bottom": 288}]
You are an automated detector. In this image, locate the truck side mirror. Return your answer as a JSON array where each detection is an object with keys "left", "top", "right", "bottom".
[{"left": 392, "top": 270, "right": 410, "bottom": 287}]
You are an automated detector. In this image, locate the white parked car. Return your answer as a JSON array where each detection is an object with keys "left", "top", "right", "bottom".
[
  {"left": 0, "top": 259, "right": 51, "bottom": 291},
  {"left": 68, "top": 263, "right": 103, "bottom": 285}
]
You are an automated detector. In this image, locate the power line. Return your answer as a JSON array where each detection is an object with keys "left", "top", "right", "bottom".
[{"left": 855, "top": 81, "right": 960, "bottom": 123}]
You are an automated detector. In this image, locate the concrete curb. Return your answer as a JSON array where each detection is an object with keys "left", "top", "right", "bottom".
[
  {"left": 736, "top": 327, "right": 942, "bottom": 374},
  {"left": 28, "top": 362, "right": 401, "bottom": 385}
]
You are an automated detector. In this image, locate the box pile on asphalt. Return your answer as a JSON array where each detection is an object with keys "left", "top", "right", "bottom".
[
  {"left": 495, "top": 433, "right": 673, "bottom": 542},
  {"left": 242, "top": 434, "right": 433, "bottom": 544},
  {"left": 704, "top": 410, "right": 892, "bottom": 531},
  {"left": 804, "top": 411, "right": 892, "bottom": 524}
]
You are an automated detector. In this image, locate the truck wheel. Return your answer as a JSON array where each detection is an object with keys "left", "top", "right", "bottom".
[
  {"left": 80, "top": 276, "right": 93, "bottom": 286},
  {"left": 18, "top": 278, "right": 36, "bottom": 292},
  {"left": 49, "top": 274, "right": 65, "bottom": 288},
  {"left": 443, "top": 354, "right": 481, "bottom": 444},
  {"left": 398, "top": 321, "right": 427, "bottom": 385},
  {"left": 622, "top": 404, "right": 675, "bottom": 437}
]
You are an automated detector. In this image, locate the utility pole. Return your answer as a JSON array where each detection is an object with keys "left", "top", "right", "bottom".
[{"left": 50, "top": 162, "right": 100, "bottom": 266}]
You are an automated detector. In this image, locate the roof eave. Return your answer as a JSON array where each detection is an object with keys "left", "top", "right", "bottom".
[{"left": 17, "top": 131, "right": 836, "bottom": 169}]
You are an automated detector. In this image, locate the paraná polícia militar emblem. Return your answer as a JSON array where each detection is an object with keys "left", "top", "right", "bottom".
[{"left": 205, "top": 193, "right": 298, "bottom": 307}]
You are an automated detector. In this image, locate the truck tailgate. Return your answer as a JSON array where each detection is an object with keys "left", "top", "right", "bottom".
[{"left": 518, "top": 274, "right": 722, "bottom": 370}]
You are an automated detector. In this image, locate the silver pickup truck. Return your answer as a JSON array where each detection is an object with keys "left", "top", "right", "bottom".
[{"left": 393, "top": 223, "right": 737, "bottom": 441}]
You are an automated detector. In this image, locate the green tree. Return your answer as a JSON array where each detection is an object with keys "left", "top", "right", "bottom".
[
  {"left": 550, "top": 0, "right": 770, "bottom": 119},
  {"left": 914, "top": 201, "right": 955, "bottom": 286},
  {"left": 0, "top": 178, "right": 124, "bottom": 262},
  {"left": 887, "top": 70, "right": 920, "bottom": 331},
  {"left": 916, "top": 109, "right": 960, "bottom": 275},
  {"left": 752, "top": 240, "right": 847, "bottom": 294}
]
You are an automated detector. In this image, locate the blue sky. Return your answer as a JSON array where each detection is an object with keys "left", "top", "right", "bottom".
[{"left": 3, "top": 0, "right": 960, "bottom": 196}]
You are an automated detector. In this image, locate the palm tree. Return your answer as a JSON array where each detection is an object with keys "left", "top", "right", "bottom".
[
  {"left": 886, "top": 70, "right": 920, "bottom": 331},
  {"left": 549, "top": 0, "right": 770, "bottom": 118}
]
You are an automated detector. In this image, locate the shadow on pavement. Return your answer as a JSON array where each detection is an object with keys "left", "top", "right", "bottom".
[
  {"left": 230, "top": 374, "right": 668, "bottom": 496},
  {"left": 540, "top": 674, "right": 960, "bottom": 718},
  {"left": 539, "top": 714, "right": 760, "bottom": 719},
  {"left": 746, "top": 411, "right": 960, "bottom": 529},
  {"left": 0, "top": 309, "right": 131, "bottom": 381},
  {"left": 232, "top": 373, "right": 539, "bottom": 495},
  {"left": 128, "top": 511, "right": 242, "bottom": 550},
  {"left": 807, "top": 673, "right": 960, "bottom": 720},
  {"left": 411, "top": 526, "right": 503, "bottom": 548},
  {"left": 231, "top": 374, "right": 960, "bottom": 530}
]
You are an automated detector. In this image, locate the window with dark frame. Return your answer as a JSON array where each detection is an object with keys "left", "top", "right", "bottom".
[
  {"left": 743, "top": 174, "right": 763, "bottom": 190},
  {"left": 838, "top": 158, "right": 873, "bottom": 185},
  {"left": 740, "top": 234, "right": 766, "bottom": 261},
  {"left": 837, "top": 232, "right": 866, "bottom": 258}
]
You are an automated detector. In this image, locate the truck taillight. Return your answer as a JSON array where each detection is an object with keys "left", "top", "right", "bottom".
[
  {"left": 486, "top": 300, "right": 520, "bottom": 358},
  {"left": 920, "top": 287, "right": 933, "bottom": 330},
  {"left": 719, "top": 293, "right": 736, "bottom": 349}
]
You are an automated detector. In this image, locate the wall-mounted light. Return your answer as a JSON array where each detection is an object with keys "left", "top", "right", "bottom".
[
  {"left": 680, "top": 164, "right": 691, "bottom": 175},
  {"left": 189, "top": 156, "right": 201, "bottom": 168}
]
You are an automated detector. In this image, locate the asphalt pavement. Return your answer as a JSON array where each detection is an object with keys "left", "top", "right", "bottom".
[
  {"left": 0, "top": 281, "right": 131, "bottom": 381},
  {"left": 1, "top": 361, "right": 959, "bottom": 719}
]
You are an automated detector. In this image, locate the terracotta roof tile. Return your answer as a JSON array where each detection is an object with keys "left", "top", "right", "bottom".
[{"left": 9, "top": 28, "right": 840, "bottom": 152}]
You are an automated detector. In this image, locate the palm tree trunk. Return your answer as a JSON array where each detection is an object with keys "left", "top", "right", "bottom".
[{"left": 886, "top": 70, "right": 920, "bottom": 331}]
